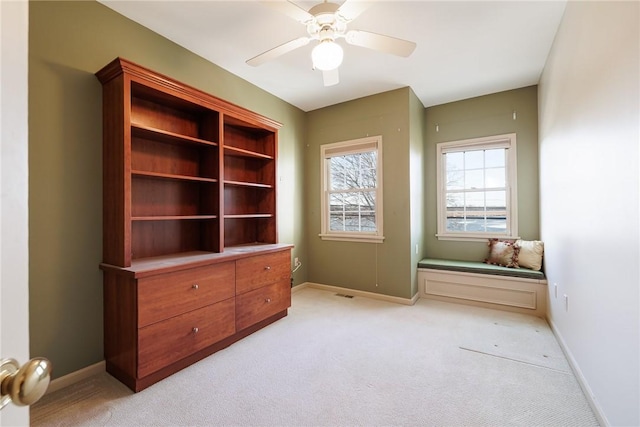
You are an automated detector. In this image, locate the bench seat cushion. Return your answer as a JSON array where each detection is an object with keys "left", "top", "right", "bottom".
[{"left": 418, "top": 258, "right": 545, "bottom": 281}]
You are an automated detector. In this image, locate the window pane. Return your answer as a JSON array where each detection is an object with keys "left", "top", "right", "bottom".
[
  {"left": 486, "top": 191, "right": 506, "bottom": 217},
  {"left": 486, "top": 218, "right": 507, "bottom": 232},
  {"left": 330, "top": 213, "right": 344, "bottom": 231},
  {"left": 446, "top": 193, "right": 464, "bottom": 211},
  {"left": 344, "top": 168, "right": 358, "bottom": 189},
  {"left": 465, "top": 192, "right": 484, "bottom": 208},
  {"left": 361, "top": 151, "right": 377, "bottom": 170},
  {"left": 329, "top": 193, "right": 344, "bottom": 211},
  {"left": 330, "top": 156, "right": 347, "bottom": 172},
  {"left": 446, "top": 218, "right": 466, "bottom": 232},
  {"left": 361, "top": 212, "right": 376, "bottom": 231},
  {"left": 485, "top": 149, "right": 505, "bottom": 168},
  {"left": 464, "top": 150, "right": 484, "bottom": 169},
  {"left": 446, "top": 193, "right": 464, "bottom": 232},
  {"left": 485, "top": 167, "right": 505, "bottom": 188},
  {"left": 446, "top": 152, "right": 463, "bottom": 171},
  {"left": 330, "top": 168, "right": 347, "bottom": 190},
  {"left": 361, "top": 191, "right": 375, "bottom": 210},
  {"left": 446, "top": 169, "right": 464, "bottom": 190},
  {"left": 344, "top": 213, "right": 360, "bottom": 231},
  {"left": 360, "top": 167, "right": 376, "bottom": 188},
  {"left": 465, "top": 170, "right": 484, "bottom": 189}
]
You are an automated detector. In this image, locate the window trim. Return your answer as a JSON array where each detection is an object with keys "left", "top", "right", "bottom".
[
  {"left": 319, "top": 135, "right": 384, "bottom": 243},
  {"left": 436, "top": 133, "right": 518, "bottom": 242}
]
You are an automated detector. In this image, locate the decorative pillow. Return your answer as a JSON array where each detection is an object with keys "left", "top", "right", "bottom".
[
  {"left": 515, "top": 239, "right": 544, "bottom": 271},
  {"left": 484, "top": 239, "right": 519, "bottom": 268}
]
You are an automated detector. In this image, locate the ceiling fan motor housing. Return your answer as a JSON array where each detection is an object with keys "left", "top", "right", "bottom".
[{"left": 307, "top": 2, "right": 347, "bottom": 41}]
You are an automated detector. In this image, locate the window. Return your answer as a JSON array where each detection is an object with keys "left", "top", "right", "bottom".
[
  {"left": 320, "top": 136, "right": 384, "bottom": 243},
  {"left": 436, "top": 133, "right": 518, "bottom": 241}
]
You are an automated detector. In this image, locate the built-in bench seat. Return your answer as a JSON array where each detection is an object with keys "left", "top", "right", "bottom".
[
  {"left": 417, "top": 258, "right": 547, "bottom": 317},
  {"left": 417, "top": 258, "right": 546, "bottom": 280}
]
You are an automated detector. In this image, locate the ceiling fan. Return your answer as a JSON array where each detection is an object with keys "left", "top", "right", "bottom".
[{"left": 246, "top": 0, "right": 417, "bottom": 87}]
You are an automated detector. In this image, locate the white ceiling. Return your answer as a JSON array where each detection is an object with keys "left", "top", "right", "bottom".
[{"left": 99, "top": 0, "right": 567, "bottom": 112}]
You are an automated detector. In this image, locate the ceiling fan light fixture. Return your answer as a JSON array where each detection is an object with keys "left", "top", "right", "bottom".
[{"left": 312, "top": 40, "right": 343, "bottom": 71}]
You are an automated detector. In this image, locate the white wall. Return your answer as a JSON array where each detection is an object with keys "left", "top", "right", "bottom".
[{"left": 538, "top": 2, "right": 639, "bottom": 426}]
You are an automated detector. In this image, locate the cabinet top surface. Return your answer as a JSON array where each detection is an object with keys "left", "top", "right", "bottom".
[{"left": 100, "top": 244, "right": 293, "bottom": 278}]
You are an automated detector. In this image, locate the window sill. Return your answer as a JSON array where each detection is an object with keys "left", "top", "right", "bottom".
[
  {"left": 436, "top": 233, "right": 520, "bottom": 242},
  {"left": 319, "top": 233, "right": 385, "bottom": 244}
]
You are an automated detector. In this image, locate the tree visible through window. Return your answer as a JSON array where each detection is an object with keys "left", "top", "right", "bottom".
[
  {"left": 437, "top": 134, "right": 518, "bottom": 240},
  {"left": 329, "top": 151, "right": 377, "bottom": 232},
  {"left": 320, "top": 136, "right": 384, "bottom": 243}
]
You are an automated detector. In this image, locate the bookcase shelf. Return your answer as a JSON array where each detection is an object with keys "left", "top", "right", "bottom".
[
  {"left": 133, "top": 170, "right": 218, "bottom": 183},
  {"left": 132, "top": 123, "right": 218, "bottom": 147},
  {"left": 132, "top": 215, "right": 219, "bottom": 221},
  {"left": 224, "top": 180, "right": 272, "bottom": 188},
  {"left": 224, "top": 145, "right": 273, "bottom": 159}
]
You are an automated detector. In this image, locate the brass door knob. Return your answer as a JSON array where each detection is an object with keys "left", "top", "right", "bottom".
[{"left": 0, "top": 357, "right": 51, "bottom": 409}]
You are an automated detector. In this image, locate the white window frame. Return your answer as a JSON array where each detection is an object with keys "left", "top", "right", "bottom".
[
  {"left": 436, "top": 133, "right": 518, "bottom": 242},
  {"left": 319, "top": 135, "right": 384, "bottom": 243}
]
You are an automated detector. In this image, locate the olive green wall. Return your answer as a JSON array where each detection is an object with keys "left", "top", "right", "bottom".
[
  {"left": 29, "top": 0, "right": 306, "bottom": 379},
  {"left": 424, "top": 86, "right": 540, "bottom": 261},
  {"left": 304, "top": 88, "right": 416, "bottom": 299},
  {"left": 409, "top": 89, "right": 426, "bottom": 296}
]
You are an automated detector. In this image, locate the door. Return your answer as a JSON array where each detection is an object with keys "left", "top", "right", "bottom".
[{"left": 0, "top": 0, "right": 30, "bottom": 425}]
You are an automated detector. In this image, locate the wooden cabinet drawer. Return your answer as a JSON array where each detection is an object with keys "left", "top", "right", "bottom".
[
  {"left": 235, "top": 251, "right": 290, "bottom": 294},
  {"left": 235, "top": 280, "right": 290, "bottom": 331},
  {"left": 138, "top": 262, "right": 235, "bottom": 328},
  {"left": 138, "top": 298, "right": 235, "bottom": 378}
]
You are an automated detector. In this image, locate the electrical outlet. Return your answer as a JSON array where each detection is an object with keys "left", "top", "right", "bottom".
[{"left": 294, "top": 257, "right": 299, "bottom": 265}]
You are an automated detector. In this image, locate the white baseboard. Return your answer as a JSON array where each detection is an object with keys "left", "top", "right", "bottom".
[
  {"left": 46, "top": 361, "right": 105, "bottom": 395},
  {"left": 547, "top": 318, "right": 609, "bottom": 426},
  {"left": 294, "top": 282, "right": 419, "bottom": 306}
]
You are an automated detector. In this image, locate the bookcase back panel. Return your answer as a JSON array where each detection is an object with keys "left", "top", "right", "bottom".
[
  {"left": 224, "top": 186, "right": 275, "bottom": 216},
  {"left": 132, "top": 220, "right": 211, "bottom": 259},
  {"left": 224, "top": 218, "right": 276, "bottom": 247},
  {"left": 132, "top": 137, "right": 218, "bottom": 180},
  {"left": 132, "top": 178, "right": 217, "bottom": 217},
  {"left": 131, "top": 97, "right": 204, "bottom": 139},
  {"left": 224, "top": 125, "right": 274, "bottom": 156},
  {"left": 224, "top": 156, "right": 274, "bottom": 185}
]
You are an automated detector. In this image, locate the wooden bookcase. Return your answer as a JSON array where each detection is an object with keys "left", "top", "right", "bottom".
[{"left": 96, "top": 58, "right": 292, "bottom": 392}]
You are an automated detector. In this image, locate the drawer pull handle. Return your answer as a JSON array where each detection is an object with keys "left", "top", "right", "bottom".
[
  {"left": 192, "top": 284, "right": 199, "bottom": 290},
  {"left": 264, "top": 266, "right": 271, "bottom": 271},
  {"left": 192, "top": 327, "right": 199, "bottom": 334},
  {"left": 265, "top": 298, "right": 272, "bottom": 303}
]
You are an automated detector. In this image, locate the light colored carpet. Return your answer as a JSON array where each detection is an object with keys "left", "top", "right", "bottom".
[{"left": 32, "top": 287, "right": 599, "bottom": 426}]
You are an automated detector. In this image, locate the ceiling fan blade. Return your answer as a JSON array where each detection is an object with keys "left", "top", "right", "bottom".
[
  {"left": 345, "top": 30, "right": 416, "bottom": 57},
  {"left": 246, "top": 37, "right": 310, "bottom": 67},
  {"left": 260, "top": 1, "right": 313, "bottom": 23},
  {"left": 323, "top": 68, "right": 339, "bottom": 87},
  {"left": 336, "top": 0, "right": 370, "bottom": 22}
]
